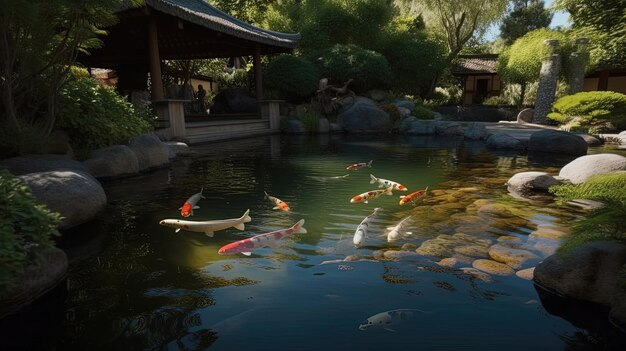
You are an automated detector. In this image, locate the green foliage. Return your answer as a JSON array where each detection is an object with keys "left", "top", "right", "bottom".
[
  {"left": 413, "top": 106, "right": 436, "bottom": 119},
  {"left": 500, "top": 0, "right": 553, "bottom": 45},
  {"left": 423, "top": 86, "right": 461, "bottom": 107},
  {"left": 57, "top": 77, "right": 155, "bottom": 158},
  {"left": 265, "top": 55, "right": 320, "bottom": 103},
  {"left": 550, "top": 172, "right": 626, "bottom": 254},
  {"left": 299, "top": 111, "right": 321, "bottom": 133},
  {"left": 547, "top": 91, "right": 626, "bottom": 132},
  {"left": 482, "top": 95, "right": 512, "bottom": 106},
  {"left": 0, "top": 0, "right": 135, "bottom": 157},
  {"left": 216, "top": 68, "right": 251, "bottom": 91},
  {"left": 497, "top": 29, "right": 574, "bottom": 85},
  {"left": 0, "top": 170, "right": 60, "bottom": 291},
  {"left": 381, "top": 104, "right": 402, "bottom": 123},
  {"left": 312, "top": 44, "right": 392, "bottom": 94},
  {"left": 555, "top": 0, "right": 626, "bottom": 69},
  {"left": 208, "top": 0, "right": 274, "bottom": 25}
]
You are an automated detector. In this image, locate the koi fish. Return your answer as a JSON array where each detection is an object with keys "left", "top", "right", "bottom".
[
  {"left": 350, "top": 187, "right": 393, "bottom": 204},
  {"left": 386, "top": 216, "right": 412, "bottom": 242},
  {"left": 159, "top": 209, "right": 251, "bottom": 237},
  {"left": 218, "top": 219, "right": 307, "bottom": 256},
  {"left": 264, "top": 191, "right": 290, "bottom": 211},
  {"left": 309, "top": 174, "right": 351, "bottom": 182},
  {"left": 358, "top": 309, "right": 427, "bottom": 332},
  {"left": 398, "top": 187, "right": 429, "bottom": 205},
  {"left": 370, "top": 174, "right": 407, "bottom": 191},
  {"left": 354, "top": 208, "right": 382, "bottom": 247},
  {"left": 346, "top": 160, "right": 373, "bottom": 170},
  {"left": 179, "top": 187, "right": 205, "bottom": 217}
]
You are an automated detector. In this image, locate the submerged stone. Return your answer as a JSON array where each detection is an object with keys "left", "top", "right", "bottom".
[
  {"left": 516, "top": 267, "right": 535, "bottom": 280},
  {"left": 488, "top": 244, "right": 541, "bottom": 270},
  {"left": 472, "top": 259, "right": 515, "bottom": 276}
]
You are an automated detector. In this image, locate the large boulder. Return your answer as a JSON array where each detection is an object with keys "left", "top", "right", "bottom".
[
  {"left": 393, "top": 99, "right": 415, "bottom": 113},
  {"left": 486, "top": 133, "right": 524, "bottom": 150},
  {"left": 406, "top": 120, "right": 435, "bottom": 135},
  {"left": 559, "top": 154, "right": 626, "bottom": 185},
  {"left": 534, "top": 241, "right": 626, "bottom": 330},
  {"left": 83, "top": 145, "right": 139, "bottom": 179},
  {"left": 366, "top": 89, "right": 386, "bottom": 102},
  {"left": 19, "top": 170, "right": 107, "bottom": 230},
  {"left": 398, "top": 116, "right": 417, "bottom": 133},
  {"left": 317, "top": 118, "right": 330, "bottom": 133},
  {"left": 464, "top": 122, "right": 489, "bottom": 140},
  {"left": 164, "top": 141, "right": 191, "bottom": 158},
  {"left": 336, "top": 97, "right": 391, "bottom": 133},
  {"left": 0, "top": 154, "right": 87, "bottom": 175},
  {"left": 506, "top": 171, "right": 561, "bottom": 194},
  {"left": 527, "top": 130, "right": 588, "bottom": 156},
  {"left": 434, "top": 121, "right": 464, "bottom": 136},
  {"left": 210, "top": 88, "right": 257, "bottom": 114},
  {"left": 127, "top": 133, "right": 171, "bottom": 172}
]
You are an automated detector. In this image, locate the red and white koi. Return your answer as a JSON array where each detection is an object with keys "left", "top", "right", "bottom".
[
  {"left": 350, "top": 187, "right": 393, "bottom": 204},
  {"left": 346, "top": 160, "right": 373, "bottom": 170},
  {"left": 218, "top": 219, "right": 307, "bottom": 256},
  {"left": 354, "top": 207, "right": 382, "bottom": 247},
  {"left": 159, "top": 209, "right": 251, "bottom": 237},
  {"left": 386, "top": 215, "right": 412, "bottom": 242},
  {"left": 370, "top": 174, "right": 407, "bottom": 191},
  {"left": 398, "top": 187, "right": 428, "bottom": 205},
  {"left": 264, "top": 191, "right": 290, "bottom": 211},
  {"left": 179, "top": 187, "right": 205, "bottom": 217}
]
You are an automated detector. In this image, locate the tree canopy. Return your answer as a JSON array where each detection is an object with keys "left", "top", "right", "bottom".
[{"left": 499, "top": 0, "right": 553, "bottom": 45}]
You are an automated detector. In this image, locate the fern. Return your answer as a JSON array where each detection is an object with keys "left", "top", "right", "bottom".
[{"left": 549, "top": 172, "right": 626, "bottom": 204}]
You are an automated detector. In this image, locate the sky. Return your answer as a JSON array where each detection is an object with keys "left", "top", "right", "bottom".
[{"left": 484, "top": 0, "right": 571, "bottom": 41}]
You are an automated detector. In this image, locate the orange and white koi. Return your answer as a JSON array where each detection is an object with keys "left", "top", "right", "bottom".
[
  {"left": 179, "top": 187, "right": 205, "bottom": 217},
  {"left": 346, "top": 160, "right": 373, "bottom": 170},
  {"left": 218, "top": 219, "right": 307, "bottom": 256},
  {"left": 398, "top": 187, "right": 428, "bottom": 205},
  {"left": 370, "top": 174, "right": 407, "bottom": 191},
  {"left": 350, "top": 187, "right": 393, "bottom": 204},
  {"left": 159, "top": 209, "right": 251, "bottom": 237},
  {"left": 264, "top": 191, "right": 290, "bottom": 211}
]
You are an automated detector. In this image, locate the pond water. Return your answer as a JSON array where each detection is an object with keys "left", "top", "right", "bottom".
[{"left": 2, "top": 134, "right": 626, "bottom": 350}]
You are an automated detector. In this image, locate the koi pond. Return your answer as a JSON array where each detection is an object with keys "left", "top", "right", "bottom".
[{"left": 2, "top": 134, "right": 626, "bottom": 350}]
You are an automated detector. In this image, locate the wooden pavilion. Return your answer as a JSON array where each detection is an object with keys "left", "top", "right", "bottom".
[
  {"left": 451, "top": 54, "right": 501, "bottom": 105},
  {"left": 79, "top": 0, "right": 300, "bottom": 144}
]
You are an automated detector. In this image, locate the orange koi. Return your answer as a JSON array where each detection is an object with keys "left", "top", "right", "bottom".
[
  {"left": 350, "top": 187, "right": 393, "bottom": 204},
  {"left": 399, "top": 187, "right": 428, "bottom": 205},
  {"left": 179, "top": 188, "right": 205, "bottom": 217},
  {"left": 346, "top": 160, "right": 373, "bottom": 170},
  {"left": 264, "top": 191, "right": 290, "bottom": 211}
]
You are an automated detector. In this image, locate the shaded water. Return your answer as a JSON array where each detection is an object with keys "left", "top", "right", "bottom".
[{"left": 2, "top": 134, "right": 626, "bottom": 350}]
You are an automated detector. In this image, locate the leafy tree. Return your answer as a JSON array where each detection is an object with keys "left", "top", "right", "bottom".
[
  {"left": 208, "top": 0, "right": 276, "bottom": 25},
  {"left": 500, "top": 0, "right": 553, "bottom": 45},
  {"left": 265, "top": 54, "right": 320, "bottom": 102},
  {"left": 0, "top": 0, "right": 141, "bottom": 157},
  {"left": 497, "top": 29, "right": 573, "bottom": 105},
  {"left": 555, "top": 0, "right": 626, "bottom": 69}
]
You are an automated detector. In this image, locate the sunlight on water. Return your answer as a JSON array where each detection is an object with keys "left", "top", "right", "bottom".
[{"left": 3, "top": 134, "right": 625, "bottom": 351}]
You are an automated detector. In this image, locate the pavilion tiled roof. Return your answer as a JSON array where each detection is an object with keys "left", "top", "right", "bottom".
[
  {"left": 121, "top": 0, "right": 300, "bottom": 48},
  {"left": 452, "top": 54, "right": 499, "bottom": 75}
]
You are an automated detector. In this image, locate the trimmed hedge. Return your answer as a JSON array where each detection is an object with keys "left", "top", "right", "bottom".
[
  {"left": 547, "top": 91, "right": 626, "bottom": 132},
  {"left": 265, "top": 54, "right": 320, "bottom": 102}
]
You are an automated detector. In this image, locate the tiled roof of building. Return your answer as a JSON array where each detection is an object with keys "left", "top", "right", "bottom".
[
  {"left": 452, "top": 54, "right": 499, "bottom": 75},
  {"left": 120, "top": 0, "right": 300, "bottom": 48}
]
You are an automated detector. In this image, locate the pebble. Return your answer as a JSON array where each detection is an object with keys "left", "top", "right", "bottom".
[
  {"left": 515, "top": 267, "right": 535, "bottom": 280},
  {"left": 460, "top": 267, "right": 496, "bottom": 283},
  {"left": 488, "top": 244, "right": 541, "bottom": 270},
  {"left": 472, "top": 259, "right": 515, "bottom": 276}
]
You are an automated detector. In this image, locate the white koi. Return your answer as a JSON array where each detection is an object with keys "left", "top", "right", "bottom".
[
  {"left": 359, "top": 309, "right": 427, "bottom": 332},
  {"left": 159, "top": 209, "right": 251, "bottom": 237},
  {"left": 369, "top": 174, "right": 407, "bottom": 191},
  {"left": 353, "top": 208, "right": 382, "bottom": 247},
  {"left": 218, "top": 219, "right": 307, "bottom": 256},
  {"left": 386, "top": 216, "right": 412, "bottom": 242}
]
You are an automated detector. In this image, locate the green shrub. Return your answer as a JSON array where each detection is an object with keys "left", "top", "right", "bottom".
[
  {"left": 414, "top": 106, "right": 436, "bottom": 120},
  {"left": 380, "top": 104, "right": 402, "bottom": 123},
  {"left": 216, "top": 68, "right": 251, "bottom": 90},
  {"left": 311, "top": 44, "right": 391, "bottom": 94},
  {"left": 482, "top": 95, "right": 512, "bottom": 106},
  {"left": 547, "top": 91, "right": 626, "bottom": 132},
  {"left": 265, "top": 55, "right": 320, "bottom": 102},
  {"left": 56, "top": 77, "right": 155, "bottom": 159},
  {"left": 300, "top": 111, "right": 321, "bottom": 132},
  {"left": 0, "top": 170, "right": 61, "bottom": 291},
  {"left": 549, "top": 172, "right": 626, "bottom": 254}
]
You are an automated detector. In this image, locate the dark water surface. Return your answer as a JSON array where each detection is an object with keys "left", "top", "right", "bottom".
[{"left": 2, "top": 134, "right": 626, "bottom": 350}]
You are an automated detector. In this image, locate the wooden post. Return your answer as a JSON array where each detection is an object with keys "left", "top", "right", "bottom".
[
  {"left": 253, "top": 45, "right": 263, "bottom": 100},
  {"left": 148, "top": 17, "right": 164, "bottom": 100},
  {"left": 598, "top": 70, "right": 610, "bottom": 91}
]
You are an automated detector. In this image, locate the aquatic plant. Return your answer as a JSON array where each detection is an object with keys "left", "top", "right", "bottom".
[
  {"left": 549, "top": 172, "right": 626, "bottom": 254},
  {"left": 0, "top": 171, "right": 60, "bottom": 291}
]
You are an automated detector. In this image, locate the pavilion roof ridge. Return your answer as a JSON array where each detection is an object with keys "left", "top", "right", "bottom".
[{"left": 125, "top": 0, "right": 300, "bottom": 48}]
